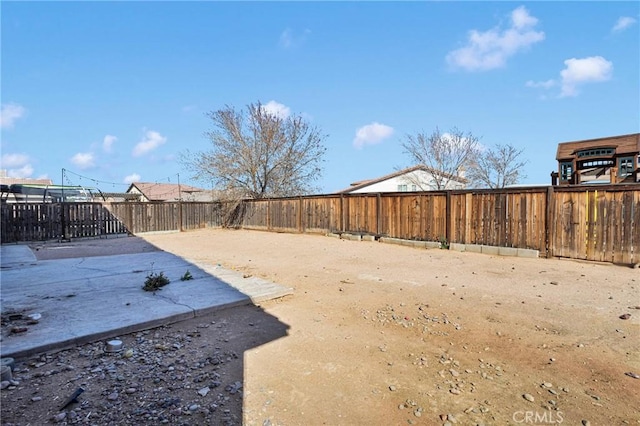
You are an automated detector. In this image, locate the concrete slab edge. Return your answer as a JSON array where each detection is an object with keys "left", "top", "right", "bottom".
[{"left": 2, "top": 299, "right": 252, "bottom": 360}]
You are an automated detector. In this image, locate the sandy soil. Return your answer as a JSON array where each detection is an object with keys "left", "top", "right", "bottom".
[
  {"left": 141, "top": 229, "right": 640, "bottom": 426},
  {"left": 2, "top": 229, "right": 639, "bottom": 425}
]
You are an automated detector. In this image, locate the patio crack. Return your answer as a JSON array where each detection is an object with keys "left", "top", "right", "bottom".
[{"left": 150, "top": 293, "right": 197, "bottom": 317}]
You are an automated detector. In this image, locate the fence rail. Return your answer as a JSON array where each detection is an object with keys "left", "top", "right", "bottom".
[{"left": 1, "top": 185, "right": 638, "bottom": 264}]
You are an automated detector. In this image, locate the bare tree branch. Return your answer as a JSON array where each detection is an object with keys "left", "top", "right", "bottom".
[
  {"left": 467, "top": 143, "right": 528, "bottom": 188},
  {"left": 401, "top": 127, "right": 481, "bottom": 190},
  {"left": 180, "top": 102, "right": 327, "bottom": 199}
]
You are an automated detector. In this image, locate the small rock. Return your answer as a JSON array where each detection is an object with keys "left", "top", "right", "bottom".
[
  {"left": 549, "top": 281, "right": 558, "bottom": 285},
  {"left": 541, "top": 382, "right": 553, "bottom": 388},
  {"left": 389, "top": 385, "right": 396, "bottom": 391},
  {"left": 0, "top": 381, "right": 9, "bottom": 390},
  {"left": 449, "top": 388, "right": 461, "bottom": 395},
  {"left": 619, "top": 313, "right": 631, "bottom": 320},
  {"left": 198, "top": 387, "right": 210, "bottom": 397},
  {"left": 53, "top": 412, "right": 67, "bottom": 422},
  {"left": 126, "top": 387, "right": 137, "bottom": 394},
  {"left": 226, "top": 381, "right": 242, "bottom": 394},
  {"left": 188, "top": 404, "right": 200, "bottom": 411},
  {"left": 27, "top": 313, "right": 42, "bottom": 323},
  {"left": 523, "top": 393, "right": 535, "bottom": 402},
  {"left": 624, "top": 372, "right": 640, "bottom": 379},
  {"left": 11, "top": 327, "right": 28, "bottom": 334},
  {"left": 107, "top": 391, "right": 119, "bottom": 401},
  {"left": 31, "top": 396, "right": 42, "bottom": 402},
  {"left": 582, "top": 421, "right": 591, "bottom": 426}
]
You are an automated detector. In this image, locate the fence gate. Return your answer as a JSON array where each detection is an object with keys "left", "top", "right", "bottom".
[{"left": 1, "top": 202, "right": 129, "bottom": 243}]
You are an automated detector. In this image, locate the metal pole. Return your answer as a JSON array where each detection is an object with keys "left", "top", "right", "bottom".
[{"left": 61, "top": 168, "right": 66, "bottom": 240}]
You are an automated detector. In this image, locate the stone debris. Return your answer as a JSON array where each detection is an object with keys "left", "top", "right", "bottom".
[{"left": 1, "top": 323, "right": 244, "bottom": 425}]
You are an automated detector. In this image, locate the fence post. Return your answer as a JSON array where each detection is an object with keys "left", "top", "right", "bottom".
[
  {"left": 339, "top": 194, "right": 345, "bottom": 233},
  {"left": 445, "top": 191, "right": 452, "bottom": 245},
  {"left": 376, "top": 193, "right": 382, "bottom": 236},
  {"left": 298, "top": 196, "right": 303, "bottom": 233},
  {"left": 545, "top": 186, "right": 555, "bottom": 258},
  {"left": 267, "top": 199, "right": 271, "bottom": 231},
  {"left": 60, "top": 202, "right": 67, "bottom": 241},
  {"left": 464, "top": 193, "right": 472, "bottom": 244}
]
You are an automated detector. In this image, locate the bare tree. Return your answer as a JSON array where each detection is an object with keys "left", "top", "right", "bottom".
[
  {"left": 181, "top": 102, "right": 327, "bottom": 199},
  {"left": 401, "top": 127, "right": 481, "bottom": 190},
  {"left": 467, "top": 143, "right": 528, "bottom": 188}
]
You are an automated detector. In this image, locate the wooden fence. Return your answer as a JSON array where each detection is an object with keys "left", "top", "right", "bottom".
[
  {"left": 1, "top": 185, "right": 638, "bottom": 264},
  {"left": 0, "top": 202, "right": 128, "bottom": 243}
]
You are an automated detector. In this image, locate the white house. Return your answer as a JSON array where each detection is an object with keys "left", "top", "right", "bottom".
[{"left": 338, "top": 165, "right": 467, "bottom": 194}]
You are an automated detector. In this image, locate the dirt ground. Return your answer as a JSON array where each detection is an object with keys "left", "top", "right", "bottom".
[{"left": 2, "top": 229, "right": 639, "bottom": 425}]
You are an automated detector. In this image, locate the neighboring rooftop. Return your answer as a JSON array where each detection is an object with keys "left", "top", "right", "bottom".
[
  {"left": 338, "top": 165, "right": 467, "bottom": 193},
  {"left": 556, "top": 133, "right": 640, "bottom": 161},
  {"left": 0, "top": 171, "right": 53, "bottom": 187},
  {"left": 126, "top": 182, "right": 208, "bottom": 202}
]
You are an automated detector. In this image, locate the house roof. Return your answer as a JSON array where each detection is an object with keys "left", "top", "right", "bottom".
[
  {"left": 0, "top": 176, "right": 53, "bottom": 186},
  {"left": 337, "top": 165, "right": 467, "bottom": 193},
  {"left": 126, "top": 182, "right": 205, "bottom": 201},
  {"left": 556, "top": 133, "right": 640, "bottom": 161}
]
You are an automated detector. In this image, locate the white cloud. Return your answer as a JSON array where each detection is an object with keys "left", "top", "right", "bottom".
[
  {"left": 0, "top": 154, "right": 33, "bottom": 178},
  {"left": 261, "top": 100, "right": 291, "bottom": 119},
  {"left": 612, "top": 16, "right": 637, "bottom": 32},
  {"left": 70, "top": 152, "right": 96, "bottom": 170},
  {"left": 560, "top": 56, "right": 613, "bottom": 97},
  {"left": 1, "top": 153, "right": 30, "bottom": 168},
  {"left": 103, "top": 135, "right": 117, "bottom": 153},
  {"left": 446, "top": 6, "right": 545, "bottom": 71},
  {"left": 278, "top": 28, "right": 311, "bottom": 49},
  {"left": 132, "top": 130, "right": 167, "bottom": 157},
  {"left": 279, "top": 28, "right": 294, "bottom": 49},
  {"left": 0, "top": 153, "right": 34, "bottom": 178},
  {"left": 525, "top": 56, "right": 613, "bottom": 98},
  {"left": 353, "top": 122, "right": 394, "bottom": 149},
  {"left": 525, "top": 79, "right": 556, "bottom": 89},
  {"left": 7, "top": 164, "right": 34, "bottom": 178},
  {"left": 123, "top": 173, "right": 141, "bottom": 184},
  {"left": 1, "top": 103, "right": 27, "bottom": 129}
]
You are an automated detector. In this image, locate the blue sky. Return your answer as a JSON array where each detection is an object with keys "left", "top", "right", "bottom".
[{"left": 1, "top": 1, "right": 639, "bottom": 193}]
